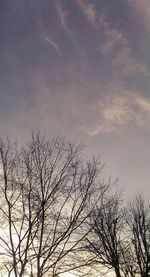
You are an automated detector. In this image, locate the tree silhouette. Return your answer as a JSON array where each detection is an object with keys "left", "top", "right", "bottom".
[
  {"left": 126, "top": 195, "right": 150, "bottom": 277},
  {"left": 84, "top": 192, "right": 124, "bottom": 277},
  {"left": 0, "top": 133, "right": 149, "bottom": 277},
  {"left": 0, "top": 133, "right": 104, "bottom": 277}
]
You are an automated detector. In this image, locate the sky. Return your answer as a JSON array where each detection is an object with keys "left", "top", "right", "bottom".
[{"left": 0, "top": 0, "right": 150, "bottom": 195}]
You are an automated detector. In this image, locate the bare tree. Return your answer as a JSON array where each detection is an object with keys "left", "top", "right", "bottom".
[
  {"left": 0, "top": 139, "right": 32, "bottom": 277},
  {"left": 119, "top": 236, "right": 137, "bottom": 277},
  {"left": 84, "top": 191, "right": 125, "bottom": 277},
  {"left": 126, "top": 195, "right": 150, "bottom": 277},
  {"left": 0, "top": 133, "right": 104, "bottom": 277},
  {"left": 82, "top": 191, "right": 150, "bottom": 277}
]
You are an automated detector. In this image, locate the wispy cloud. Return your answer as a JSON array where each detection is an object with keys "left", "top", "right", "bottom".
[
  {"left": 55, "top": 1, "right": 79, "bottom": 49},
  {"left": 76, "top": 0, "right": 97, "bottom": 27},
  {"left": 112, "top": 44, "right": 149, "bottom": 77},
  {"left": 98, "top": 30, "right": 122, "bottom": 55},
  {"left": 97, "top": 12, "right": 149, "bottom": 78},
  {"left": 135, "top": 95, "right": 150, "bottom": 113},
  {"left": 88, "top": 90, "right": 150, "bottom": 135},
  {"left": 31, "top": 0, "right": 62, "bottom": 57},
  {"left": 45, "top": 36, "right": 62, "bottom": 57}
]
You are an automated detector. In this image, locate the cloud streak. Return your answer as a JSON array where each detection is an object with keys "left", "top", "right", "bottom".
[
  {"left": 88, "top": 90, "right": 150, "bottom": 136},
  {"left": 76, "top": 0, "right": 97, "bottom": 27},
  {"left": 45, "top": 36, "right": 62, "bottom": 57},
  {"left": 55, "top": 1, "right": 79, "bottom": 49}
]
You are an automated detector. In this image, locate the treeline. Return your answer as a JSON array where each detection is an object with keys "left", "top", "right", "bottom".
[{"left": 0, "top": 133, "right": 149, "bottom": 277}]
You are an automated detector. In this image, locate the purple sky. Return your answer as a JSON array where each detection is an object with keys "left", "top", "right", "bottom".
[{"left": 1, "top": 0, "right": 150, "bottom": 195}]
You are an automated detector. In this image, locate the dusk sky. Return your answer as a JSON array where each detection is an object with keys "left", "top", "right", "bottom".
[{"left": 1, "top": 0, "right": 150, "bottom": 195}]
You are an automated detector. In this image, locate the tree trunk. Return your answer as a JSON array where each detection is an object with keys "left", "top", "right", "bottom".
[{"left": 114, "top": 266, "right": 121, "bottom": 277}]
